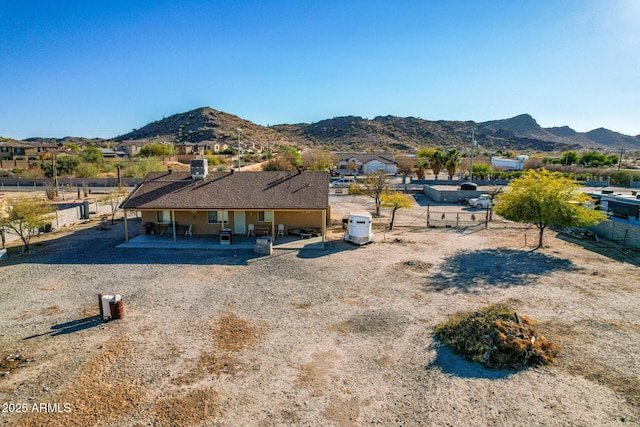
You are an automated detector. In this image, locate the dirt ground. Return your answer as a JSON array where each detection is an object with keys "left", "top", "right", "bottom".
[{"left": 1, "top": 193, "right": 639, "bottom": 426}]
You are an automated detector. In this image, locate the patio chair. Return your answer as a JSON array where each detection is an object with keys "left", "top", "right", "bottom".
[
  {"left": 248, "top": 224, "right": 255, "bottom": 236},
  {"left": 185, "top": 224, "right": 192, "bottom": 236},
  {"left": 277, "top": 224, "right": 284, "bottom": 237}
]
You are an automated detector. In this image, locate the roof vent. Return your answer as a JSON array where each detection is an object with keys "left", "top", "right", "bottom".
[{"left": 190, "top": 159, "right": 208, "bottom": 180}]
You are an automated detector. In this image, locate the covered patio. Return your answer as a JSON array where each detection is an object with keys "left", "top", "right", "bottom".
[{"left": 116, "top": 233, "right": 326, "bottom": 250}]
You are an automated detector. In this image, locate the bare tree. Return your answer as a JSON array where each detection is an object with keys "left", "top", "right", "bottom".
[{"left": 362, "top": 170, "right": 391, "bottom": 217}]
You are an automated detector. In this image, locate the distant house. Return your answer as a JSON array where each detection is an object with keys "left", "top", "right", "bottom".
[
  {"left": 24, "top": 141, "right": 59, "bottom": 159},
  {"left": 491, "top": 155, "right": 528, "bottom": 171},
  {"left": 0, "top": 139, "right": 31, "bottom": 160},
  {"left": 99, "top": 147, "right": 127, "bottom": 159},
  {"left": 336, "top": 153, "right": 397, "bottom": 175},
  {"left": 119, "top": 166, "right": 329, "bottom": 242},
  {"left": 116, "top": 140, "right": 151, "bottom": 157},
  {"left": 238, "top": 141, "right": 263, "bottom": 154},
  {"left": 174, "top": 141, "right": 207, "bottom": 155}
]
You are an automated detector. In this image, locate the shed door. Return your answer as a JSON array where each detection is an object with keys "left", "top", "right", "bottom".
[{"left": 234, "top": 211, "right": 246, "bottom": 234}]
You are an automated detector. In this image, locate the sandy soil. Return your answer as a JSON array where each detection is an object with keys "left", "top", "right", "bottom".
[{"left": 0, "top": 194, "right": 639, "bottom": 426}]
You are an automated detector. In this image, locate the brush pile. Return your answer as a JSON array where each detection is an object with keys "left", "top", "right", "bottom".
[{"left": 434, "top": 302, "right": 559, "bottom": 369}]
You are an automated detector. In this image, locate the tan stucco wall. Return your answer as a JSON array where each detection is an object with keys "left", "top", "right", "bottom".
[{"left": 137, "top": 209, "right": 325, "bottom": 236}]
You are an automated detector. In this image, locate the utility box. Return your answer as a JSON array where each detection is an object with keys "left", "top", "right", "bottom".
[{"left": 254, "top": 236, "right": 273, "bottom": 255}]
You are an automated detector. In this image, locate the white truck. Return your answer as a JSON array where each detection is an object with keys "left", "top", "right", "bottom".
[{"left": 468, "top": 194, "right": 492, "bottom": 209}]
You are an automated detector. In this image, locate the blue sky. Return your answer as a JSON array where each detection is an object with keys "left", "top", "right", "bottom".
[{"left": 1, "top": 0, "right": 638, "bottom": 139}]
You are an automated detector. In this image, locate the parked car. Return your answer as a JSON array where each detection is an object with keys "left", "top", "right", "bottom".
[
  {"left": 468, "top": 194, "right": 492, "bottom": 209},
  {"left": 330, "top": 177, "right": 356, "bottom": 187}
]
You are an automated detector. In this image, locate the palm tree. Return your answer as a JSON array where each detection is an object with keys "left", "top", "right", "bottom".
[
  {"left": 414, "top": 158, "right": 429, "bottom": 180},
  {"left": 444, "top": 149, "right": 461, "bottom": 179},
  {"left": 430, "top": 150, "right": 444, "bottom": 180}
]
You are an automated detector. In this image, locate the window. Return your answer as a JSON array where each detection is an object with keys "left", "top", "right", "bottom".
[
  {"left": 258, "top": 211, "right": 273, "bottom": 222},
  {"left": 1, "top": 147, "right": 8, "bottom": 152},
  {"left": 156, "top": 210, "right": 171, "bottom": 224},
  {"left": 207, "top": 210, "right": 228, "bottom": 224}
]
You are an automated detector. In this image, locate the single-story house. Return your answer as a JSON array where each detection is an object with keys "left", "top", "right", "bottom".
[
  {"left": 336, "top": 153, "right": 397, "bottom": 175},
  {"left": 119, "top": 165, "right": 329, "bottom": 243}
]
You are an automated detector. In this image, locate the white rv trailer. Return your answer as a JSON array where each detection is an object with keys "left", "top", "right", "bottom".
[{"left": 344, "top": 211, "right": 374, "bottom": 245}]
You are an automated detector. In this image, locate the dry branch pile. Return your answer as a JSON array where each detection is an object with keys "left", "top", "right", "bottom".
[{"left": 434, "top": 302, "right": 559, "bottom": 369}]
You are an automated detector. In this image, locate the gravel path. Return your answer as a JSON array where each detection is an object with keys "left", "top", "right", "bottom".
[{"left": 1, "top": 195, "right": 639, "bottom": 426}]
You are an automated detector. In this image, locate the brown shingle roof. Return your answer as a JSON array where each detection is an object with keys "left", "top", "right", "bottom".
[{"left": 121, "top": 170, "right": 329, "bottom": 211}]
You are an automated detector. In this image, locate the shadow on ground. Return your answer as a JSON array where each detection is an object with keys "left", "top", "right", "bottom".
[
  {"left": 23, "top": 315, "right": 103, "bottom": 340},
  {"left": 556, "top": 232, "right": 640, "bottom": 267},
  {"left": 426, "top": 248, "right": 578, "bottom": 293},
  {"left": 426, "top": 343, "right": 514, "bottom": 380},
  {"left": 296, "top": 240, "right": 359, "bottom": 259}
]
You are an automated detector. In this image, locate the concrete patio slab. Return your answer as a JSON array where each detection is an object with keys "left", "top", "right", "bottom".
[{"left": 116, "top": 234, "right": 325, "bottom": 250}]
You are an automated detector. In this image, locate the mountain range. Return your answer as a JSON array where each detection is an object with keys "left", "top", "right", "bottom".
[{"left": 12, "top": 107, "right": 640, "bottom": 153}]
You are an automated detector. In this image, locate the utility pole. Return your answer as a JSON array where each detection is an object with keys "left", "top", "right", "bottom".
[
  {"left": 618, "top": 146, "right": 624, "bottom": 170},
  {"left": 51, "top": 154, "right": 59, "bottom": 197},
  {"left": 469, "top": 129, "right": 476, "bottom": 182},
  {"left": 237, "top": 128, "right": 241, "bottom": 170}
]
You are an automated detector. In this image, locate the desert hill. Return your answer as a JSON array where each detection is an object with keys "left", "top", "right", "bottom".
[
  {"left": 7, "top": 108, "right": 640, "bottom": 153},
  {"left": 113, "top": 107, "right": 295, "bottom": 148}
]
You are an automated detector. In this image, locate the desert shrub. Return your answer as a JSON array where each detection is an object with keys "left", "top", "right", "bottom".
[
  {"left": 610, "top": 170, "right": 640, "bottom": 186},
  {"left": 12, "top": 167, "right": 42, "bottom": 178},
  {"left": 434, "top": 302, "right": 559, "bottom": 369},
  {"left": 122, "top": 158, "right": 164, "bottom": 177},
  {"left": 262, "top": 157, "right": 296, "bottom": 171},
  {"left": 347, "top": 184, "right": 363, "bottom": 195}
]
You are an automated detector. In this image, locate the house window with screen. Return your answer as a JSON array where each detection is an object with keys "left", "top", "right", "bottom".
[
  {"left": 258, "top": 211, "right": 273, "bottom": 222},
  {"left": 157, "top": 210, "right": 170, "bottom": 224},
  {"left": 207, "top": 210, "right": 229, "bottom": 224}
]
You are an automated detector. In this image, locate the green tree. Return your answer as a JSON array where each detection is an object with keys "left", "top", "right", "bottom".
[
  {"left": 381, "top": 192, "right": 414, "bottom": 230},
  {"left": 362, "top": 170, "right": 391, "bottom": 216},
  {"left": 579, "top": 151, "right": 608, "bottom": 167},
  {"left": 471, "top": 163, "right": 493, "bottom": 179},
  {"left": 281, "top": 146, "right": 302, "bottom": 168},
  {"left": 74, "top": 162, "right": 100, "bottom": 178},
  {"left": 493, "top": 169, "right": 607, "bottom": 247},
  {"left": 140, "top": 143, "right": 176, "bottom": 157},
  {"left": 444, "top": 149, "right": 461, "bottom": 179},
  {"left": 40, "top": 154, "right": 81, "bottom": 177},
  {"left": 0, "top": 196, "right": 55, "bottom": 252},
  {"left": 80, "top": 147, "right": 104, "bottom": 164},
  {"left": 560, "top": 151, "right": 579, "bottom": 166}
]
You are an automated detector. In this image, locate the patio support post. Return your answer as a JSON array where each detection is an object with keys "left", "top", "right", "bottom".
[
  {"left": 171, "top": 210, "right": 176, "bottom": 242},
  {"left": 271, "top": 212, "right": 275, "bottom": 240},
  {"left": 322, "top": 209, "right": 326, "bottom": 242},
  {"left": 124, "top": 210, "right": 129, "bottom": 242}
]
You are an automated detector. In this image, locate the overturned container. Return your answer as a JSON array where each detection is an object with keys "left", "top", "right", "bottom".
[{"left": 98, "top": 294, "right": 124, "bottom": 321}]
